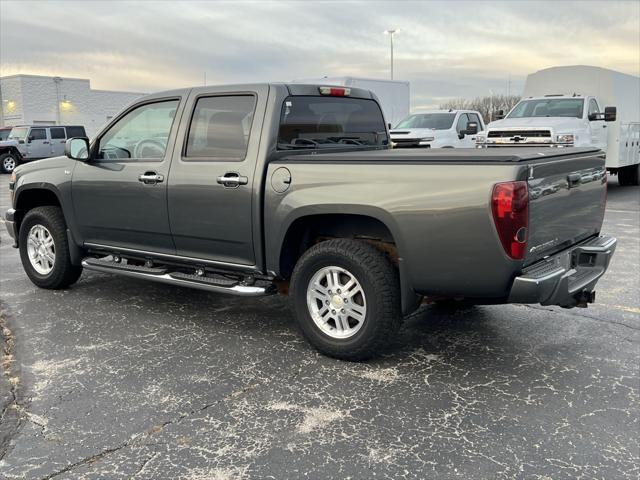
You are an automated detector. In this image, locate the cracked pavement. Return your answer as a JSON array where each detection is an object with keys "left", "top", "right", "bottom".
[{"left": 0, "top": 174, "right": 638, "bottom": 479}]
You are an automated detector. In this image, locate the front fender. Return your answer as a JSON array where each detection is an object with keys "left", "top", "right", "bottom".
[{"left": 13, "top": 157, "right": 81, "bottom": 245}]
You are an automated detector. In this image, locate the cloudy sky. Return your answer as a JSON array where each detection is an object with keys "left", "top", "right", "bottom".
[{"left": 1, "top": 0, "right": 638, "bottom": 108}]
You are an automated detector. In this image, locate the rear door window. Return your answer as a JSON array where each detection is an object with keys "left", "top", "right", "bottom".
[
  {"left": 185, "top": 95, "right": 256, "bottom": 160},
  {"left": 50, "top": 127, "right": 66, "bottom": 139}
]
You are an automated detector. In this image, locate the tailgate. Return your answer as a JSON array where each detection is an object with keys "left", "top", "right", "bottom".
[{"left": 525, "top": 151, "right": 607, "bottom": 265}]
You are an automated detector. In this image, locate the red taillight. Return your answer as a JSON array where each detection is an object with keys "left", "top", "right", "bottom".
[
  {"left": 491, "top": 181, "right": 529, "bottom": 260},
  {"left": 318, "top": 86, "right": 351, "bottom": 96}
]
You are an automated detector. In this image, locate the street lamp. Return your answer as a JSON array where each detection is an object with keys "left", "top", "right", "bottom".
[{"left": 383, "top": 29, "right": 399, "bottom": 80}]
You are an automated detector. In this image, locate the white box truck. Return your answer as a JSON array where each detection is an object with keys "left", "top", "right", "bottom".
[
  {"left": 294, "top": 76, "right": 410, "bottom": 127},
  {"left": 477, "top": 66, "right": 640, "bottom": 185}
]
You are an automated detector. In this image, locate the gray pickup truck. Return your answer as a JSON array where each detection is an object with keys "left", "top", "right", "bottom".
[{"left": 5, "top": 83, "right": 617, "bottom": 360}]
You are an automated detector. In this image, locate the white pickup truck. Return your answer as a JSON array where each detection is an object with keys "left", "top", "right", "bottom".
[
  {"left": 476, "top": 66, "right": 640, "bottom": 186},
  {"left": 390, "top": 110, "right": 484, "bottom": 148}
]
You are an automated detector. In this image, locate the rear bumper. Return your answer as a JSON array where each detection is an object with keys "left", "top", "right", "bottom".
[
  {"left": 508, "top": 235, "right": 616, "bottom": 308},
  {"left": 4, "top": 208, "right": 18, "bottom": 247}
]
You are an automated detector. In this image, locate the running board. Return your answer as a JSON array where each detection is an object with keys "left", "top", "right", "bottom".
[{"left": 81, "top": 258, "right": 276, "bottom": 297}]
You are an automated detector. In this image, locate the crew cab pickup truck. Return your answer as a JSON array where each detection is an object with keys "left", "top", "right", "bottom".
[{"left": 5, "top": 83, "right": 617, "bottom": 360}]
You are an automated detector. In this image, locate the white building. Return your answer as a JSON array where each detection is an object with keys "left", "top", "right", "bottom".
[{"left": 0, "top": 74, "right": 145, "bottom": 137}]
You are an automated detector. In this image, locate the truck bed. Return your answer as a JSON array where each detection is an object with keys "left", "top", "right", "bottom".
[
  {"left": 281, "top": 146, "right": 603, "bottom": 164},
  {"left": 267, "top": 146, "right": 608, "bottom": 300}
]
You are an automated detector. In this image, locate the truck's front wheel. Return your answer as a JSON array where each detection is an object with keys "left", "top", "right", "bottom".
[
  {"left": 0, "top": 153, "right": 19, "bottom": 174},
  {"left": 19, "top": 206, "right": 82, "bottom": 289},
  {"left": 289, "top": 239, "right": 401, "bottom": 361}
]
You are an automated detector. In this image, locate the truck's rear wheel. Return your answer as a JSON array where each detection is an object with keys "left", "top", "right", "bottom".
[
  {"left": 289, "top": 239, "right": 401, "bottom": 361},
  {"left": 0, "top": 153, "right": 18, "bottom": 174},
  {"left": 19, "top": 206, "right": 82, "bottom": 289},
  {"left": 618, "top": 164, "right": 639, "bottom": 186}
]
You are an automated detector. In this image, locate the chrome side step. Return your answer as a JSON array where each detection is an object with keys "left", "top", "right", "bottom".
[{"left": 81, "top": 258, "right": 276, "bottom": 297}]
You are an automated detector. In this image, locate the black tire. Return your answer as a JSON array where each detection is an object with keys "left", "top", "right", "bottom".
[
  {"left": 618, "top": 164, "right": 639, "bottom": 186},
  {"left": 289, "top": 239, "right": 401, "bottom": 361},
  {"left": 0, "top": 153, "right": 19, "bottom": 174},
  {"left": 19, "top": 206, "right": 82, "bottom": 289}
]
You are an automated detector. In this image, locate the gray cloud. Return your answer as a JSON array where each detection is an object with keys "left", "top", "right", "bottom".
[{"left": 1, "top": 0, "right": 638, "bottom": 108}]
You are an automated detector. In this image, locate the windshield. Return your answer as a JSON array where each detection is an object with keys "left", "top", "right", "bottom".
[
  {"left": 394, "top": 113, "right": 456, "bottom": 130},
  {"left": 8, "top": 127, "right": 28, "bottom": 140},
  {"left": 0, "top": 130, "right": 10, "bottom": 141},
  {"left": 507, "top": 99, "right": 585, "bottom": 119},
  {"left": 278, "top": 96, "right": 388, "bottom": 150}
]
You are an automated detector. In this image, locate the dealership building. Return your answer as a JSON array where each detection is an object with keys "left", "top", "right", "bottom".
[{"left": 0, "top": 74, "right": 144, "bottom": 137}]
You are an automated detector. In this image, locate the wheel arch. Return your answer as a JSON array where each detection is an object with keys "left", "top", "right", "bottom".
[{"left": 275, "top": 209, "right": 421, "bottom": 315}]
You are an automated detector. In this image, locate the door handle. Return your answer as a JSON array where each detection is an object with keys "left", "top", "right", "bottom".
[
  {"left": 138, "top": 172, "right": 164, "bottom": 185},
  {"left": 217, "top": 172, "right": 248, "bottom": 188}
]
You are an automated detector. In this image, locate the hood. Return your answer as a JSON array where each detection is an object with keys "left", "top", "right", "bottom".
[
  {"left": 15, "top": 155, "right": 73, "bottom": 175},
  {"left": 390, "top": 128, "right": 438, "bottom": 137},
  {"left": 0, "top": 139, "right": 19, "bottom": 148},
  {"left": 487, "top": 117, "right": 583, "bottom": 132}
]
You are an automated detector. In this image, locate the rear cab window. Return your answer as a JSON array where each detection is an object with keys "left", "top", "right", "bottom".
[{"left": 278, "top": 96, "right": 388, "bottom": 150}]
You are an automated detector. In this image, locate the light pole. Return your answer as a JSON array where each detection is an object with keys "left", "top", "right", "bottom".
[{"left": 383, "top": 29, "right": 399, "bottom": 80}]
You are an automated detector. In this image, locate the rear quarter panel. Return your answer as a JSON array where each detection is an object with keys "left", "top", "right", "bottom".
[{"left": 265, "top": 160, "right": 524, "bottom": 298}]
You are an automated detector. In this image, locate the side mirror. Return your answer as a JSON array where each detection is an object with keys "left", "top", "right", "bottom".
[
  {"left": 465, "top": 122, "right": 479, "bottom": 135},
  {"left": 65, "top": 137, "right": 90, "bottom": 161},
  {"left": 27, "top": 136, "right": 33, "bottom": 143},
  {"left": 388, "top": 123, "right": 392, "bottom": 130},
  {"left": 494, "top": 110, "right": 505, "bottom": 120},
  {"left": 604, "top": 106, "right": 617, "bottom": 122}
]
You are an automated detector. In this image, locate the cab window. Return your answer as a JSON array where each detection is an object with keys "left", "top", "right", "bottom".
[
  {"left": 468, "top": 113, "right": 482, "bottom": 129},
  {"left": 185, "top": 95, "right": 256, "bottom": 160},
  {"left": 97, "top": 100, "right": 179, "bottom": 161},
  {"left": 30, "top": 128, "right": 47, "bottom": 141},
  {"left": 50, "top": 127, "right": 66, "bottom": 139},
  {"left": 455, "top": 114, "right": 470, "bottom": 133},
  {"left": 588, "top": 99, "right": 600, "bottom": 117}
]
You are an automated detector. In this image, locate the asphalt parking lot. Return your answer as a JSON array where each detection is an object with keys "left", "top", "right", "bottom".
[{"left": 0, "top": 173, "right": 638, "bottom": 480}]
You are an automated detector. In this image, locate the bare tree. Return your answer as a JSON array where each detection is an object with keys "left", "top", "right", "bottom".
[{"left": 440, "top": 94, "right": 521, "bottom": 123}]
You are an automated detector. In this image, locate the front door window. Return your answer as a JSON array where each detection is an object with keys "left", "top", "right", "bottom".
[{"left": 97, "top": 100, "right": 179, "bottom": 161}]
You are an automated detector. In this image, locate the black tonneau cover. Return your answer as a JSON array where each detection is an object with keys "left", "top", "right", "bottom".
[{"left": 283, "top": 147, "right": 602, "bottom": 164}]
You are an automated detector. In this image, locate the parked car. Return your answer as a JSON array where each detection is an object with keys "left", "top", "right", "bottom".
[
  {"left": 477, "top": 66, "right": 640, "bottom": 186},
  {"left": 390, "top": 110, "right": 485, "bottom": 148},
  {"left": 0, "top": 125, "right": 87, "bottom": 174},
  {"left": 5, "top": 83, "right": 616, "bottom": 360}
]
